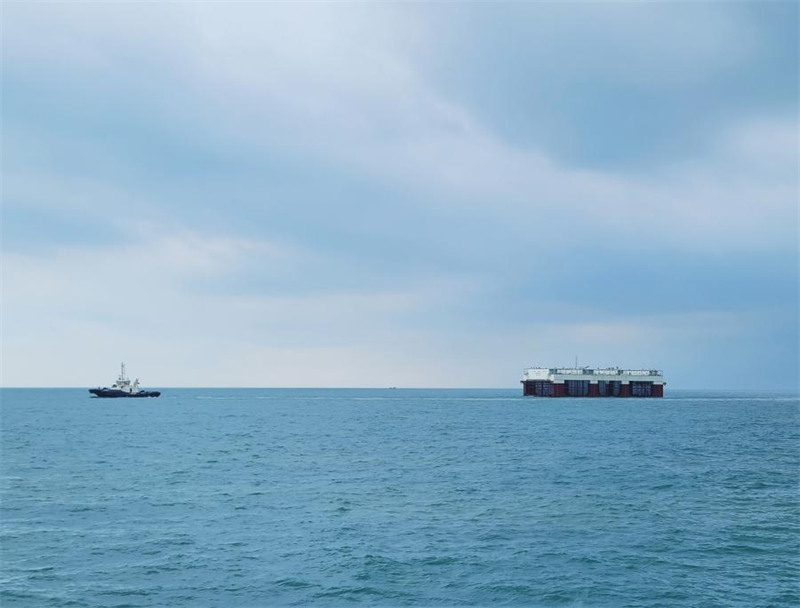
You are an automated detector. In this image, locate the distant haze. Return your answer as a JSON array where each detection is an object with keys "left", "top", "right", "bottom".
[{"left": 2, "top": 3, "right": 797, "bottom": 390}]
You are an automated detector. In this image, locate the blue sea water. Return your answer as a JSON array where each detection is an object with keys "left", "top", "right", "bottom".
[{"left": 1, "top": 388, "right": 798, "bottom": 607}]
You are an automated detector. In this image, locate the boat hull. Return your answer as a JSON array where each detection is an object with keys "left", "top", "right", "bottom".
[{"left": 89, "top": 388, "right": 161, "bottom": 398}]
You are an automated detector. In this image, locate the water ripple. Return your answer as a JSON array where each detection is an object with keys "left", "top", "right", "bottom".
[{"left": 1, "top": 388, "right": 798, "bottom": 607}]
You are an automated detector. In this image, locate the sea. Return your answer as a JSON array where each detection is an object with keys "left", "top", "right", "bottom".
[{"left": 1, "top": 388, "right": 798, "bottom": 607}]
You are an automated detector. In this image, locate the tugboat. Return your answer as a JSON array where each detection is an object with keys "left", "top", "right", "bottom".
[{"left": 89, "top": 363, "right": 161, "bottom": 398}]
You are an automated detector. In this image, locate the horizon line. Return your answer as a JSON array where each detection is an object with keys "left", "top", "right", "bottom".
[{"left": 2, "top": 386, "right": 798, "bottom": 393}]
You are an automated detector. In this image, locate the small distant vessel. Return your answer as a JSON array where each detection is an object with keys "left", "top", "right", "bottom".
[{"left": 89, "top": 363, "right": 161, "bottom": 398}]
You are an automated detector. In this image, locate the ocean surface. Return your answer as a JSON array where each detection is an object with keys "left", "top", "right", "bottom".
[{"left": 1, "top": 388, "right": 798, "bottom": 607}]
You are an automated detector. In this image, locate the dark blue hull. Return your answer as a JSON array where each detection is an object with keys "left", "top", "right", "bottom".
[{"left": 89, "top": 388, "right": 161, "bottom": 398}]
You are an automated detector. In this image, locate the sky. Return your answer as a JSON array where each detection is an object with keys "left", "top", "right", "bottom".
[{"left": 1, "top": 2, "right": 798, "bottom": 390}]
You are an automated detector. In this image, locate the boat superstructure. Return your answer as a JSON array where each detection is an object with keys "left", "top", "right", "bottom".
[
  {"left": 522, "top": 366, "right": 664, "bottom": 397},
  {"left": 89, "top": 363, "right": 161, "bottom": 398}
]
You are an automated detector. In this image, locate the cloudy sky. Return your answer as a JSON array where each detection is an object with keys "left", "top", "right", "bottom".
[{"left": 2, "top": 2, "right": 797, "bottom": 389}]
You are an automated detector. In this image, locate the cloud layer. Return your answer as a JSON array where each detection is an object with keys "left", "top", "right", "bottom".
[{"left": 2, "top": 2, "right": 797, "bottom": 388}]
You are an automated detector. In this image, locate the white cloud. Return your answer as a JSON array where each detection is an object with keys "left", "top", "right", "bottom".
[{"left": 1, "top": 230, "right": 483, "bottom": 386}]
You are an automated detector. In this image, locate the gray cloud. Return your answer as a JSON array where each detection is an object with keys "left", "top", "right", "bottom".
[{"left": 2, "top": 2, "right": 797, "bottom": 388}]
